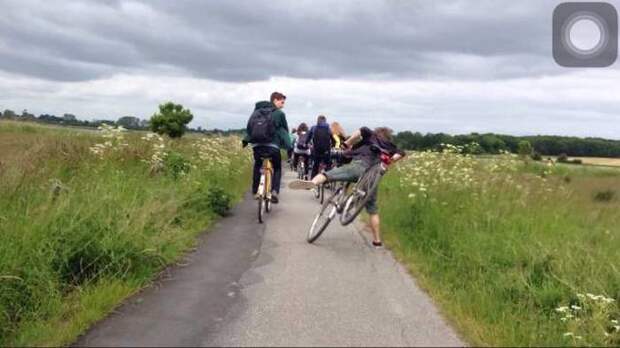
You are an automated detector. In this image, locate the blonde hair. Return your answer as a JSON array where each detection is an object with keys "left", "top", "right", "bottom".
[{"left": 330, "top": 122, "right": 346, "bottom": 137}]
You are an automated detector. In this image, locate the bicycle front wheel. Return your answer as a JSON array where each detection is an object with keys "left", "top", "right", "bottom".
[
  {"left": 339, "top": 167, "right": 382, "bottom": 226},
  {"left": 308, "top": 194, "right": 338, "bottom": 243}
]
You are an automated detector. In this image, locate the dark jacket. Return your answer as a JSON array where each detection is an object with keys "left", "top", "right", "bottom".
[
  {"left": 346, "top": 127, "right": 406, "bottom": 167},
  {"left": 307, "top": 121, "right": 334, "bottom": 154},
  {"left": 244, "top": 101, "right": 292, "bottom": 150}
]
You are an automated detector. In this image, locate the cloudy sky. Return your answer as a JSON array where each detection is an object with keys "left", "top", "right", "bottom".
[{"left": 1, "top": 0, "right": 619, "bottom": 138}]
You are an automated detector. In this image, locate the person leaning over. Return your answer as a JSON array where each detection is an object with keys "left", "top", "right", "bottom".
[{"left": 289, "top": 126, "right": 405, "bottom": 247}]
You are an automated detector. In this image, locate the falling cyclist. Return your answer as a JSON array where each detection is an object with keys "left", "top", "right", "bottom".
[{"left": 289, "top": 126, "right": 405, "bottom": 247}]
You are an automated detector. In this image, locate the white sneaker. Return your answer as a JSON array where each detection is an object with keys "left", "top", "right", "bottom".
[{"left": 288, "top": 180, "right": 316, "bottom": 190}]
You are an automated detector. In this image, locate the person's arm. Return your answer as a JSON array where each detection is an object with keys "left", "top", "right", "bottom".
[
  {"left": 278, "top": 111, "right": 292, "bottom": 150},
  {"left": 343, "top": 127, "right": 368, "bottom": 148},
  {"left": 390, "top": 147, "right": 406, "bottom": 163},
  {"left": 307, "top": 126, "right": 315, "bottom": 144}
]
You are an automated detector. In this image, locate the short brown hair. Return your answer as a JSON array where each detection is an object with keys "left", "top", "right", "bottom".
[
  {"left": 374, "top": 127, "right": 394, "bottom": 141},
  {"left": 270, "top": 92, "right": 286, "bottom": 103},
  {"left": 297, "top": 122, "right": 309, "bottom": 132},
  {"left": 317, "top": 115, "right": 327, "bottom": 123}
]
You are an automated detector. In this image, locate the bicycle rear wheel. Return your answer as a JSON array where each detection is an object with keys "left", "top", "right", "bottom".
[
  {"left": 265, "top": 197, "right": 271, "bottom": 213},
  {"left": 258, "top": 198, "right": 264, "bottom": 223},
  {"left": 339, "top": 167, "right": 381, "bottom": 226},
  {"left": 308, "top": 194, "right": 339, "bottom": 243}
]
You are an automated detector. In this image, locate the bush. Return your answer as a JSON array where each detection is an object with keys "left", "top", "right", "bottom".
[
  {"left": 183, "top": 187, "right": 231, "bottom": 216},
  {"left": 531, "top": 151, "right": 542, "bottom": 161},
  {"left": 557, "top": 153, "right": 568, "bottom": 163},
  {"left": 149, "top": 102, "right": 193, "bottom": 138},
  {"left": 164, "top": 151, "right": 191, "bottom": 179},
  {"left": 593, "top": 189, "right": 615, "bottom": 202}
]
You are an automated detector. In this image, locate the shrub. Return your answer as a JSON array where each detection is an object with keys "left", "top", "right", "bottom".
[
  {"left": 593, "top": 189, "right": 615, "bottom": 202},
  {"left": 518, "top": 140, "right": 533, "bottom": 157},
  {"left": 164, "top": 151, "right": 191, "bottom": 179},
  {"left": 183, "top": 187, "right": 231, "bottom": 216},
  {"left": 531, "top": 151, "right": 542, "bottom": 161},
  {"left": 149, "top": 102, "right": 193, "bottom": 138},
  {"left": 557, "top": 153, "right": 568, "bottom": 163},
  {"left": 206, "top": 187, "right": 231, "bottom": 216}
]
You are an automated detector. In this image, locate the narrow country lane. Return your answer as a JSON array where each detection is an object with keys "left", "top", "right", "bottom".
[{"left": 75, "top": 169, "right": 464, "bottom": 347}]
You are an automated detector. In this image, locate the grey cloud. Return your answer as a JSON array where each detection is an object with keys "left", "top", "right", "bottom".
[{"left": 0, "top": 0, "right": 579, "bottom": 82}]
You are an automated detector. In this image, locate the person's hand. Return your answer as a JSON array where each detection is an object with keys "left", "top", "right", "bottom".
[{"left": 242, "top": 140, "right": 249, "bottom": 148}]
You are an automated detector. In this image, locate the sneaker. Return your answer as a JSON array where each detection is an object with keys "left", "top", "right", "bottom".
[
  {"left": 270, "top": 192, "right": 279, "bottom": 204},
  {"left": 372, "top": 241, "right": 383, "bottom": 249},
  {"left": 289, "top": 180, "right": 316, "bottom": 190}
]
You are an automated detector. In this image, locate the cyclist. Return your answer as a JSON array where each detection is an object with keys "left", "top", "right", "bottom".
[
  {"left": 330, "top": 121, "right": 349, "bottom": 167},
  {"left": 330, "top": 121, "right": 347, "bottom": 150},
  {"left": 243, "top": 92, "right": 292, "bottom": 204},
  {"left": 307, "top": 115, "right": 334, "bottom": 179},
  {"left": 293, "top": 122, "right": 311, "bottom": 179},
  {"left": 289, "top": 126, "right": 405, "bottom": 248}
]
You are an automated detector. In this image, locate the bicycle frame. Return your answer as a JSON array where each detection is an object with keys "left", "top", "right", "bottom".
[
  {"left": 257, "top": 157, "right": 273, "bottom": 223},
  {"left": 258, "top": 158, "right": 273, "bottom": 199}
]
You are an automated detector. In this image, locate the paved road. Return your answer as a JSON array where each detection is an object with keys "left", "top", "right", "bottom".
[{"left": 75, "top": 170, "right": 464, "bottom": 347}]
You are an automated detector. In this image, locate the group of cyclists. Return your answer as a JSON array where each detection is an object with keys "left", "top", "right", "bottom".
[
  {"left": 288, "top": 115, "right": 348, "bottom": 182},
  {"left": 244, "top": 91, "right": 405, "bottom": 248}
]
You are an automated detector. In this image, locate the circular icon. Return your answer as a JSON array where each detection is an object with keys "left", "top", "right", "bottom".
[
  {"left": 569, "top": 18, "right": 602, "bottom": 51},
  {"left": 553, "top": 2, "right": 618, "bottom": 67},
  {"left": 562, "top": 12, "right": 609, "bottom": 59}
]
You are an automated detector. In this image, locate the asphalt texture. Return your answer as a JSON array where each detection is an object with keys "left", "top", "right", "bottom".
[{"left": 75, "top": 170, "right": 464, "bottom": 347}]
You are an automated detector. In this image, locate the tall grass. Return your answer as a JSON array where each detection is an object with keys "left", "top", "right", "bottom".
[
  {"left": 380, "top": 147, "right": 620, "bottom": 346},
  {"left": 0, "top": 121, "right": 251, "bottom": 345}
]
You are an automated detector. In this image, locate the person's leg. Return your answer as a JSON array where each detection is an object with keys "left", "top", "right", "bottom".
[
  {"left": 252, "top": 147, "right": 264, "bottom": 195},
  {"left": 303, "top": 155, "right": 309, "bottom": 176},
  {"left": 270, "top": 147, "right": 282, "bottom": 194},
  {"left": 293, "top": 153, "right": 299, "bottom": 169},
  {"left": 290, "top": 160, "right": 365, "bottom": 190},
  {"left": 369, "top": 213, "right": 381, "bottom": 245},
  {"left": 313, "top": 161, "right": 361, "bottom": 185},
  {"left": 311, "top": 153, "right": 320, "bottom": 178},
  {"left": 365, "top": 186, "right": 382, "bottom": 246}
]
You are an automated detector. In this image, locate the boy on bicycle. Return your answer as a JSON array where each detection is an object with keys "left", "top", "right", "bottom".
[
  {"left": 243, "top": 92, "right": 292, "bottom": 204},
  {"left": 289, "top": 126, "right": 405, "bottom": 247},
  {"left": 307, "top": 115, "right": 334, "bottom": 178}
]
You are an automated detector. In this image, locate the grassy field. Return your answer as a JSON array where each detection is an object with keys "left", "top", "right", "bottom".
[
  {"left": 380, "top": 146, "right": 620, "bottom": 346},
  {"left": 0, "top": 120, "right": 251, "bottom": 346}
]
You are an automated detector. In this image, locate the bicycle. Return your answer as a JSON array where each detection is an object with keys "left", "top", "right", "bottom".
[
  {"left": 306, "top": 147, "right": 391, "bottom": 243},
  {"left": 314, "top": 158, "right": 333, "bottom": 205},
  {"left": 256, "top": 156, "right": 273, "bottom": 223},
  {"left": 307, "top": 181, "right": 351, "bottom": 243},
  {"left": 296, "top": 155, "right": 308, "bottom": 180}
]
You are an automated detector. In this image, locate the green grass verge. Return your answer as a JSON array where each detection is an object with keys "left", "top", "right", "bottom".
[
  {"left": 380, "top": 150, "right": 620, "bottom": 347},
  {"left": 0, "top": 121, "right": 252, "bottom": 346}
]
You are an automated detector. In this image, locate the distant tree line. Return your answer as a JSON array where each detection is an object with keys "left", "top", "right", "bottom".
[
  {"left": 393, "top": 131, "right": 620, "bottom": 157},
  {"left": 0, "top": 108, "right": 243, "bottom": 136}
]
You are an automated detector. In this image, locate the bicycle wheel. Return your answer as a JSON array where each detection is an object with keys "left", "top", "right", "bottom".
[
  {"left": 308, "top": 193, "right": 339, "bottom": 243},
  {"left": 258, "top": 198, "right": 264, "bottom": 223},
  {"left": 319, "top": 183, "right": 325, "bottom": 204},
  {"left": 339, "top": 167, "right": 382, "bottom": 226},
  {"left": 265, "top": 197, "right": 271, "bottom": 213}
]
